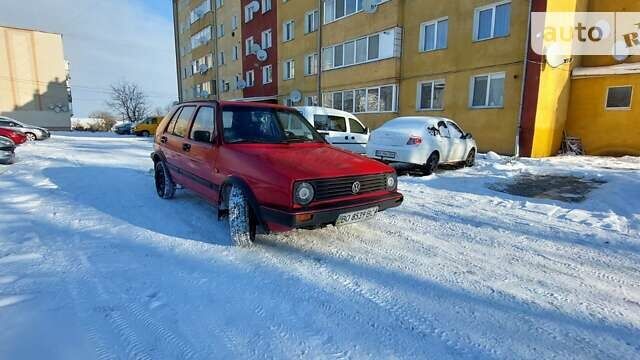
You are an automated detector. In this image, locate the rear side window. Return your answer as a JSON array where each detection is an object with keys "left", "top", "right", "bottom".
[
  {"left": 314, "top": 115, "right": 347, "bottom": 132},
  {"left": 165, "top": 109, "right": 181, "bottom": 134},
  {"left": 172, "top": 106, "right": 196, "bottom": 138},
  {"left": 190, "top": 106, "right": 215, "bottom": 143},
  {"left": 349, "top": 118, "right": 367, "bottom": 134}
]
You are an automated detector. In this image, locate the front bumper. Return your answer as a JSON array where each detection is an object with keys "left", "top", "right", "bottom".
[{"left": 260, "top": 192, "right": 403, "bottom": 230}]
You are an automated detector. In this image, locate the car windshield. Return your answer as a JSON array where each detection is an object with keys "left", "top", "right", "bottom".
[{"left": 222, "top": 106, "right": 324, "bottom": 144}]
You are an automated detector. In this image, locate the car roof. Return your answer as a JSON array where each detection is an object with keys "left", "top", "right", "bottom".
[
  {"left": 294, "top": 106, "right": 358, "bottom": 118},
  {"left": 385, "top": 116, "right": 455, "bottom": 126},
  {"left": 178, "top": 100, "right": 293, "bottom": 111}
]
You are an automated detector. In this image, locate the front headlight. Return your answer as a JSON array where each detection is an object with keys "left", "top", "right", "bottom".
[
  {"left": 386, "top": 173, "right": 397, "bottom": 191},
  {"left": 294, "top": 182, "right": 315, "bottom": 205}
]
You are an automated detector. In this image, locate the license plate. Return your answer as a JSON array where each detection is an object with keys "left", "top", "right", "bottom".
[
  {"left": 375, "top": 150, "right": 396, "bottom": 159},
  {"left": 336, "top": 207, "right": 378, "bottom": 226}
]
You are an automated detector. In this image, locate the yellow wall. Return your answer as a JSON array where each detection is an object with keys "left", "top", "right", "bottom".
[{"left": 566, "top": 74, "right": 640, "bottom": 156}]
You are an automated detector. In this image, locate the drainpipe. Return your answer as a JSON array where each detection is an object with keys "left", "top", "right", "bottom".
[
  {"left": 213, "top": 4, "right": 220, "bottom": 100},
  {"left": 317, "top": 0, "right": 323, "bottom": 105},
  {"left": 172, "top": 0, "right": 183, "bottom": 102},
  {"left": 515, "top": 0, "right": 534, "bottom": 158}
]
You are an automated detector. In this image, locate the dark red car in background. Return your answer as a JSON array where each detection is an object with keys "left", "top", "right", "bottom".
[
  {"left": 151, "top": 101, "right": 403, "bottom": 246},
  {"left": 0, "top": 128, "right": 27, "bottom": 145}
]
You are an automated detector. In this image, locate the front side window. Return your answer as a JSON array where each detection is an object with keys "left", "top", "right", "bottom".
[
  {"left": 349, "top": 118, "right": 367, "bottom": 134},
  {"left": 471, "top": 73, "right": 505, "bottom": 108},
  {"left": 418, "top": 80, "right": 445, "bottom": 110},
  {"left": 190, "top": 106, "right": 215, "bottom": 143},
  {"left": 447, "top": 122, "right": 464, "bottom": 138},
  {"left": 222, "top": 106, "right": 323, "bottom": 144},
  {"left": 606, "top": 86, "right": 633, "bottom": 109},
  {"left": 474, "top": 1, "right": 511, "bottom": 41},
  {"left": 172, "top": 106, "right": 196, "bottom": 137}
]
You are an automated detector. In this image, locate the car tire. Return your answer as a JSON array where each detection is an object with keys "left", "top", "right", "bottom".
[
  {"left": 423, "top": 152, "right": 439, "bottom": 176},
  {"left": 228, "top": 186, "right": 256, "bottom": 247},
  {"left": 25, "top": 133, "right": 37, "bottom": 141},
  {"left": 465, "top": 149, "right": 476, "bottom": 167},
  {"left": 142, "top": 131, "right": 150, "bottom": 137},
  {"left": 154, "top": 161, "right": 176, "bottom": 199}
]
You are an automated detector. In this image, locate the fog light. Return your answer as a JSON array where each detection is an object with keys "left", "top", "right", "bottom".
[{"left": 295, "top": 213, "right": 314, "bottom": 223}]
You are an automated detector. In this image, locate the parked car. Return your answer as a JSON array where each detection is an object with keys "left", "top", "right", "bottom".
[
  {"left": 0, "top": 136, "right": 16, "bottom": 165},
  {"left": 295, "top": 106, "right": 370, "bottom": 154},
  {"left": 133, "top": 116, "right": 162, "bottom": 137},
  {"left": 366, "top": 117, "right": 477, "bottom": 175},
  {"left": 0, "top": 127, "right": 27, "bottom": 146},
  {"left": 0, "top": 116, "right": 50, "bottom": 141},
  {"left": 152, "top": 101, "right": 403, "bottom": 246},
  {"left": 112, "top": 122, "right": 133, "bottom": 135}
]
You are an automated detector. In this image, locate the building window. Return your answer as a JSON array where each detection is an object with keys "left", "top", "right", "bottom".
[
  {"left": 246, "top": 70, "right": 255, "bottom": 87},
  {"left": 232, "top": 45, "right": 239, "bottom": 61},
  {"left": 245, "top": 36, "right": 255, "bottom": 55},
  {"left": 262, "top": 29, "right": 273, "bottom": 49},
  {"left": 322, "top": 28, "right": 400, "bottom": 71},
  {"left": 190, "top": 26, "right": 212, "bottom": 49},
  {"left": 474, "top": 1, "right": 511, "bottom": 41},
  {"left": 306, "top": 95, "right": 319, "bottom": 106},
  {"left": 218, "top": 51, "right": 225, "bottom": 66},
  {"left": 283, "top": 59, "right": 295, "bottom": 80},
  {"left": 470, "top": 72, "right": 505, "bottom": 108},
  {"left": 190, "top": 0, "right": 211, "bottom": 24},
  {"left": 283, "top": 20, "right": 295, "bottom": 42},
  {"left": 323, "top": 0, "right": 386, "bottom": 24},
  {"left": 304, "top": 53, "right": 318, "bottom": 75},
  {"left": 305, "top": 10, "right": 320, "bottom": 33},
  {"left": 262, "top": 65, "right": 273, "bottom": 84},
  {"left": 215, "top": 0, "right": 223, "bottom": 9},
  {"left": 420, "top": 17, "right": 448, "bottom": 52},
  {"left": 244, "top": 4, "right": 255, "bottom": 22},
  {"left": 606, "top": 86, "right": 633, "bottom": 109},
  {"left": 262, "top": 0, "right": 272, "bottom": 13},
  {"left": 217, "top": 23, "right": 225, "bottom": 38},
  {"left": 417, "top": 80, "right": 445, "bottom": 110},
  {"left": 232, "top": 15, "right": 238, "bottom": 30},
  {"left": 323, "top": 84, "right": 397, "bottom": 113}
]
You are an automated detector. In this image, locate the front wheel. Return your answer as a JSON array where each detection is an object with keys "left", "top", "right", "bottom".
[
  {"left": 142, "top": 131, "right": 150, "bottom": 137},
  {"left": 25, "top": 133, "right": 37, "bottom": 141},
  {"left": 228, "top": 186, "right": 256, "bottom": 247},
  {"left": 465, "top": 149, "right": 476, "bottom": 167},
  {"left": 423, "top": 152, "right": 439, "bottom": 176},
  {"left": 154, "top": 161, "right": 176, "bottom": 199}
]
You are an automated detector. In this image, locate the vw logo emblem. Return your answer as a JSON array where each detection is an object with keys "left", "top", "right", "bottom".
[{"left": 352, "top": 181, "right": 361, "bottom": 194}]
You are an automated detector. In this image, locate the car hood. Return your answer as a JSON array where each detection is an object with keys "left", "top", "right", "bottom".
[{"left": 225, "top": 143, "right": 393, "bottom": 180}]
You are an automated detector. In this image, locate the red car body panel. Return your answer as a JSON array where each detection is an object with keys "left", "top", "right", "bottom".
[
  {"left": 0, "top": 128, "right": 26, "bottom": 145},
  {"left": 152, "top": 100, "right": 403, "bottom": 233}
]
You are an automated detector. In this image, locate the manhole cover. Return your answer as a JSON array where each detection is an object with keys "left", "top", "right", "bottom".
[{"left": 488, "top": 174, "right": 606, "bottom": 203}]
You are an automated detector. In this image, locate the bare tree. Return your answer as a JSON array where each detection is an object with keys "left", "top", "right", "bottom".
[
  {"left": 88, "top": 110, "right": 118, "bottom": 131},
  {"left": 106, "top": 81, "right": 149, "bottom": 123},
  {"left": 152, "top": 103, "right": 173, "bottom": 117}
]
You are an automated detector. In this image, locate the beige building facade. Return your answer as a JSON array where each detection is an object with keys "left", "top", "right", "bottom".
[{"left": 0, "top": 26, "right": 71, "bottom": 130}]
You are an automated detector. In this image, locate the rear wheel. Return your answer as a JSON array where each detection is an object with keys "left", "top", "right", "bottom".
[
  {"left": 25, "top": 133, "right": 37, "bottom": 141},
  {"left": 154, "top": 161, "right": 175, "bottom": 199},
  {"left": 465, "top": 149, "right": 476, "bottom": 167},
  {"left": 142, "top": 131, "right": 150, "bottom": 137},
  {"left": 228, "top": 186, "right": 256, "bottom": 247},
  {"left": 423, "top": 152, "right": 439, "bottom": 176}
]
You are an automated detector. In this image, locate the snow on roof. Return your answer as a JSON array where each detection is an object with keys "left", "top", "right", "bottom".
[{"left": 572, "top": 62, "right": 640, "bottom": 78}]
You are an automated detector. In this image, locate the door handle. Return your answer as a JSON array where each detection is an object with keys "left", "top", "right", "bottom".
[
  {"left": 160, "top": 136, "right": 168, "bottom": 143},
  {"left": 182, "top": 143, "right": 191, "bottom": 152},
  {"left": 345, "top": 136, "right": 349, "bottom": 140},
  {"left": 351, "top": 136, "right": 355, "bottom": 140}
]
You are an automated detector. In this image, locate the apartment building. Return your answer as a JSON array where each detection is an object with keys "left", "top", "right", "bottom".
[
  {"left": 0, "top": 25, "right": 72, "bottom": 130},
  {"left": 173, "top": 0, "right": 640, "bottom": 157}
]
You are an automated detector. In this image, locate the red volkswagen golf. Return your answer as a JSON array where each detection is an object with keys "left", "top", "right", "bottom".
[
  {"left": 151, "top": 101, "right": 403, "bottom": 246},
  {"left": 0, "top": 128, "right": 27, "bottom": 145}
]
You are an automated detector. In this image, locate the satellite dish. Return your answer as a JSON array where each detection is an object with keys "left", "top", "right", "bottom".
[
  {"left": 362, "top": 0, "right": 379, "bottom": 13},
  {"left": 290, "top": 89, "right": 302, "bottom": 103},
  {"left": 236, "top": 79, "right": 247, "bottom": 89},
  {"left": 248, "top": 0, "right": 260, "bottom": 13},
  {"left": 612, "top": 40, "right": 630, "bottom": 62},
  {"left": 198, "top": 63, "right": 209, "bottom": 75},
  {"left": 545, "top": 43, "right": 570, "bottom": 68},
  {"left": 256, "top": 49, "right": 268, "bottom": 61},
  {"left": 250, "top": 43, "right": 262, "bottom": 55}
]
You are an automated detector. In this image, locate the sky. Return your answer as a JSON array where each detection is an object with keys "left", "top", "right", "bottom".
[{"left": 0, "top": 0, "right": 178, "bottom": 117}]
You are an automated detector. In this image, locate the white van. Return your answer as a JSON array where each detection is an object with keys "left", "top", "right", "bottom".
[{"left": 295, "top": 106, "right": 370, "bottom": 154}]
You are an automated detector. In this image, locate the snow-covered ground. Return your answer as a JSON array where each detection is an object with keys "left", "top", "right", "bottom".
[{"left": 1, "top": 133, "right": 639, "bottom": 359}]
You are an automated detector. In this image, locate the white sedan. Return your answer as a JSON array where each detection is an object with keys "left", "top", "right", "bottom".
[{"left": 366, "top": 117, "right": 477, "bottom": 175}]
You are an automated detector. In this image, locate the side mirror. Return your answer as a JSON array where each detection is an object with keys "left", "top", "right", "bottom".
[
  {"left": 365, "top": 127, "right": 370, "bottom": 134},
  {"left": 464, "top": 133, "right": 473, "bottom": 140},
  {"left": 193, "top": 130, "right": 212, "bottom": 143}
]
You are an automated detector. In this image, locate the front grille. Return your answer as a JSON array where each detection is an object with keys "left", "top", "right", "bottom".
[{"left": 312, "top": 174, "right": 387, "bottom": 201}]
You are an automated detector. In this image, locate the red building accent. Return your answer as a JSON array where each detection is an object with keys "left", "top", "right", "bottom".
[{"left": 241, "top": 0, "right": 278, "bottom": 100}]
